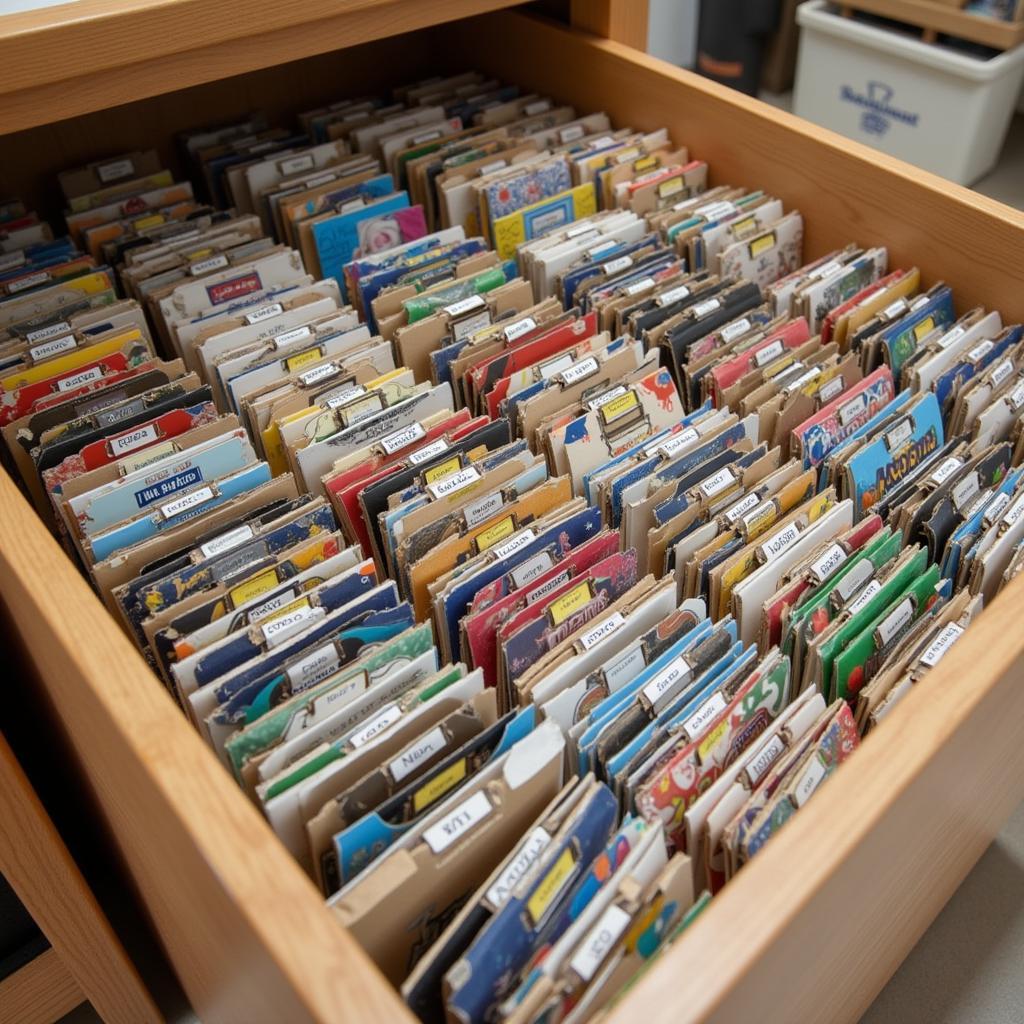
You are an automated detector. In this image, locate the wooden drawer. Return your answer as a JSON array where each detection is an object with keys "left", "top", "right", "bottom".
[{"left": 2, "top": 8, "right": 1024, "bottom": 1024}]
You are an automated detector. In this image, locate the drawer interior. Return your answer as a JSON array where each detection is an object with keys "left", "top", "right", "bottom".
[{"left": 2, "top": 10, "right": 1024, "bottom": 1024}]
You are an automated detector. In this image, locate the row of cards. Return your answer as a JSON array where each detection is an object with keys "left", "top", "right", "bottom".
[{"left": 2, "top": 70, "right": 1023, "bottom": 1024}]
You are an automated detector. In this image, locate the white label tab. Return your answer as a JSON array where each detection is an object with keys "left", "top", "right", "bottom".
[
  {"left": 721, "top": 318, "right": 752, "bottom": 343},
  {"left": 809, "top": 543, "right": 847, "bottom": 584},
  {"left": 724, "top": 491, "right": 761, "bottom": 524},
  {"left": 818, "top": 376, "right": 845, "bottom": 404},
  {"left": 30, "top": 334, "right": 77, "bottom": 361},
  {"left": 692, "top": 298, "right": 721, "bottom": 319},
  {"left": 160, "top": 485, "right": 214, "bottom": 519},
  {"left": 885, "top": 417, "right": 912, "bottom": 450},
  {"left": 588, "top": 385, "right": 627, "bottom": 410},
  {"left": 877, "top": 596, "right": 914, "bottom": 647},
  {"left": 390, "top": 726, "right": 447, "bottom": 783},
  {"left": 539, "top": 353, "right": 574, "bottom": 380},
  {"left": 846, "top": 578, "right": 882, "bottom": 615},
  {"left": 25, "top": 320, "right": 70, "bottom": 343},
  {"left": 624, "top": 277, "right": 655, "bottom": 296},
  {"left": 349, "top": 704, "right": 403, "bottom": 748},
  {"left": 753, "top": 339, "right": 785, "bottom": 368},
  {"left": 681, "top": 691, "right": 728, "bottom": 741},
  {"left": 503, "top": 316, "right": 536, "bottom": 342},
  {"left": 641, "top": 655, "right": 691, "bottom": 707},
  {"left": 427, "top": 466, "right": 481, "bottom": 500},
  {"left": 512, "top": 552, "right": 556, "bottom": 591},
  {"left": 463, "top": 490, "right": 503, "bottom": 528},
  {"left": 524, "top": 99, "right": 552, "bottom": 116},
  {"left": 656, "top": 284, "right": 690, "bottom": 307},
  {"left": 647, "top": 427, "right": 698, "bottom": 461},
  {"left": 273, "top": 325, "right": 313, "bottom": 348},
  {"left": 570, "top": 904, "right": 632, "bottom": 983},
  {"left": 930, "top": 456, "right": 963, "bottom": 486},
  {"left": 792, "top": 753, "right": 827, "bottom": 807},
  {"left": 699, "top": 467, "right": 735, "bottom": 499},
  {"left": 56, "top": 365, "right": 104, "bottom": 392},
  {"left": 189, "top": 253, "right": 230, "bottom": 276},
  {"left": 381, "top": 421, "right": 426, "bottom": 455},
  {"left": 280, "top": 153, "right": 315, "bottom": 176},
  {"left": 285, "top": 642, "right": 341, "bottom": 692},
  {"left": 298, "top": 362, "right": 339, "bottom": 386},
  {"left": 8, "top": 271, "right": 49, "bottom": 293},
  {"left": 261, "top": 604, "right": 321, "bottom": 648},
  {"left": 745, "top": 734, "right": 786, "bottom": 787},
  {"left": 578, "top": 613, "right": 625, "bottom": 651},
  {"left": 951, "top": 471, "right": 980, "bottom": 513},
  {"left": 443, "top": 295, "right": 486, "bottom": 318},
  {"left": 991, "top": 359, "right": 1014, "bottom": 389},
  {"left": 560, "top": 356, "right": 599, "bottom": 386},
  {"left": 491, "top": 528, "right": 536, "bottom": 561},
  {"left": 200, "top": 524, "right": 254, "bottom": 559},
  {"left": 1002, "top": 492, "right": 1024, "bottom": 528},
  {"left": 602, "top": 255, "right": 633, "bottom": 275},
  {"left": 920, "top": 622, "right": 965, "bottom": 668},
  {"left": 110, "top": 423, "right": 159, "bottom": 456},
  {"left": 245, "top": 302, "right": 284, "bottom": 325},
  {"left": 485, "top": 826, "right": 551, "bottom": 909},
  {"left": 968, "top": 340, "right": 994, "bottom": 363},
  {"left": 423, "top": 791, "right": 493, "bottom": 854},
  {"left": 838, "top": 393, "right": 866, "bottom": 426},
  {"left": 325, "top": 385, "right": 366, "bottom": 409},
  {"left": 408, "top": 437, "right": 450, "bottom": 465},
  {"left": 98, "top": 157, "right": 134, "bottom": 182},
  {"left": 938, "top": 324, "right": 967, "bottom": 350}
]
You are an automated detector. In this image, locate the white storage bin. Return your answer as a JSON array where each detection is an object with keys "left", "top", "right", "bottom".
[{"left": 794, "top": 0, "right": 1024, "bottom": 184}]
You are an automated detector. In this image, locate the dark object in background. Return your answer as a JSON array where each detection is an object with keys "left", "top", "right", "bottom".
[
  {"left": 762, "top": 0, "right": 808, "bottom": 94},
  {"left": 697, "top": 0, "right": 782, "bottom": 95}
]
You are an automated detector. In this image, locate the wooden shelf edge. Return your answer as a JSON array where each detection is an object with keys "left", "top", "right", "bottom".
[
  {"left": 841, "top": 0, "right": 1024, "bottom": 50},
  {"left": 0, "top": 948, "right": 83, "bottom": 1024},
  {"left": 0, "top": 0, "right": 531, "bottom": 134},
  {"left": 0, "top": 471, "right": 414, "bottom": 1024}
]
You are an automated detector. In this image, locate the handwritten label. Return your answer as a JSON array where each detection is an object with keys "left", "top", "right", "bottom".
[
  {"left": 476, "top": 516, "right": 516, "bottom": 552},
  {"left": 503, "top": 316, "right": 536, "bottom": 342},
  {"left": 427, "top": 466, "right": 481, "bottom": 500},
  {"left": 561, "top": 356, "right": 599, "bottom": 387},
  {"left": 602, "top": 255, "right": 634, "bottom": 276},
  {"left": 877, "top": 596, "right": 914, "bottom": 647},
  {"left": 721, "top": 318, "right": 752, "bottom": 343},
  {"left": 846, "top": 578, "right": 882, "bottom": 615},
  {"left": 30, "top": 334, "right": 77, "bottom": 361},
  {"left": 273, "top": 325, "right": 313, "bottom": 348},
  {"left": 443, "top": 294, "right": 486, "bottom": 319},
  {"left": 491, "top": 528, "right": 536, "bottom": 561},
  {"left": 983, "top": 491, "right": 1010, "bottom": 526},
  {"left": 699, "top": 467, "right": 735, "bottom": 499},
  {"left": 245, "top": 302, "right": 284, "bottom": 325},
  {"left": 485, "top": 826, "right": 551, "bottom": 910},
  {"left": 246, "top": 586, "right": 300, "bottom": 624},
  {"left": 881, "top": 298, "right": 908, "bottom": 321},
  {"left": 389, "top": 726, "right": 447, "bottom": 783},
  {"left": 1007, "top": 382, "right": 1024, "bottom": 411},
  {"left": 656, "top": 284, "right": 690, "bottom": 307},
  {"left": 200, "top": 524, "right": 254, "bottom": 559},
  {"left": 189, "top": 253, "right": 230, "bottom": 276},
  {"left": 838, "top": 393, "right": 866, "bottom": 426},
  {"left": 408, "top": 437, "right": 450, "bottom": 465},
  {"left": 968, "top": 340, "right": 994, "bottom": 363},
  {"left": 285, "top": 642, "right": 341, "bottom": 692},
  {"left": 753, "top": 339, "right": 785, "bottom": 368},
  {"left": 25, "top": 320, "right": 71, "bottom": 343},
  {"left": 938, "top": 324, "right": 967, "bottom": 350},
  {"left": 261, "top": 604, "right": 320, "bottom": 648},
  {"left": 109, "top": 423, "right": 159, "bottom": 457},
  {"left": 951, "top": 471, "right": 980, "bottom": 513},
  {"left": 422, "top": 790, "right": 493, "bottom": 854},
  {"left": 599, "top": 390, "right": 639, "bottom": 424},
  {"left": 818, "top": 376, "right": 845, "bottom": 404},
  {"left": 8, "top": 270, "right": 48, "bottom": 293},
  {"left": 991, "top": 359, "right": 1014, "bottom": 389},
  {"left": 681, "top": 691, "right": 728, "bottom": 741},
  {"left": 463, "top": 490, "right": 503, "bottom": 528},
  {"left": 641, "top": 655, "right": 691, "bottom": 707},
  {"left": 98, "top": 157, "right": 134, "bottom": 182},
  {"left": 578, "top": 612, "right": 625, "bottom": 651},
  {"left": 160, "top": 485, "right": 214, "bottom": 519},
  {"left": 624, "top": 277, "right": 655, "bottom": 296},
  {"left": 920, "top": 622, "right": 964, "bottom": 669},
  {"left": 885, "top": 417, "right": 913, "bottom": 450},
  {"left": 325, "top": 384, "right": 366, "bottom": 409},
  {"left": 513, "top": 552, "right": 556, "bottom": 591},
  {"left": 527, "top": 847, "right": 576, "bottom": 925},
  {"left": 647, "top": 427, "right": 698, "bottom": 461},
  {"left": 930, "top": 456, "right": 962, "bottom": 486},
  {"left": 691, "top": 298, "right": 721, "bottom": 319},
  {"left": 559, "top": 124, "right": 585, "bottom": 143},
  {"left": 1002, "top": 493, "right": 1024, "bottom": 528},
  {"left": 724, "top": 491, "right": 761, "bottom": 524},
  {"left": 588, "top": 385, "right": 627, "bottom": 411},
  {"left": 793, "top": 752, "right": 827, "bottom": 807},
  {"left": 745, "top": 734, "right": 786, "bottom": 787},
  {"left": 349, "top": 704, "right": 403, "bottom": 749},
  {"left": 570, "top": 905, "right": 632, "bottom": 983},
  {"left": 604, "top": 643, "right": 646, "bottom": 692},
  {"left": 809, "top": 544, "right": 847, "bottom": 584},
  {"left": 298, "top": 362, "right": 339, "bottom": 386},
  {"left": 280, "top": 153, "right": 316, "bottom": 175}
]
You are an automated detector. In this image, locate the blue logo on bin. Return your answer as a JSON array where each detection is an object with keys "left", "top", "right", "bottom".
[{"left": 840, "top": 81, "right": 919, "bottom": 136}]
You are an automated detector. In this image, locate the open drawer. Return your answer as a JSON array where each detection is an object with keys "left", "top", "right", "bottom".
[{"left": 2, "top": 8, "right": 1024, "bottom": 1023}]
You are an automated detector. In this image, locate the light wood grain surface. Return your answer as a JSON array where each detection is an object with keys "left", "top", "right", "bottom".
[
  {"left": 0, "top": 731, "right": 160, "bottom": 1023},
  {"left": 839, "top": 0, "right": 1024, "bottom": 49},
  {"left": 0, "top": 0, "right": 532, "bottom": 134},
  {"left": 0, "top": 948, "right": 83, "bottom": 1024},
  {"left": 570, "top": 0, "right": 649, "bottom": 49}
]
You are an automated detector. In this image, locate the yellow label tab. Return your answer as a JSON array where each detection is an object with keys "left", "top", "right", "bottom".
[
  {"left": 548, "top": 581, "right": 593, "bottom": 625},
  {"left": 423, "top": 455, "right": 462, "bottom": 485},
  {"left": 285, "top": 346, "right": 324, "bottom": 373},
  {"left": 634, "top": 156, "right": 657, "bottom": 172},
  {"left": 261, "top": 595, "right": 311, "bottom": 626},
  {"left": 749, "top": 231, "right": 776, "bottom": 258},
  {"left": 412, "top": 758, "right": 466, "bottom": 813},
  {"left": 527, "top": 848, "right": 576, "bottom": 925},
  {"left": 599, "top": 389, "right": 639, "bottom": 424},
  {"left": 913, "top": 316, "right": 936, "bottom": 342},
  {"left": 229, "top": 568, "right": 279, "bottom": 607},
  {"left": 475, "top": 515, "right": 516, "bottom": 552},
  {"left": 133, "top": 213, "right": 165, "bottom": 231},
  {"left": 731, "top": 215, "right": 756, "bottom": 236},
  {"left": 187, "top": 247, "right": 214, "bottom": 261},
  {"left": 698, "top": 718, "right": 729, "bottom": 762},
  {"left": 658, "top": 176, "right": 683, "bottom": 199},
  {"left": 118, "top": 440, "right": 176, "bottom": 475}
]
